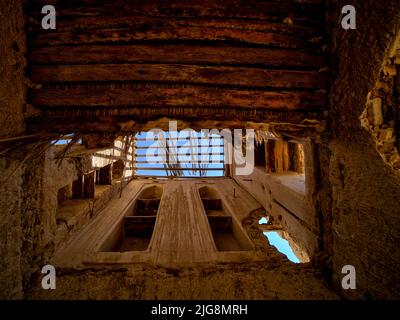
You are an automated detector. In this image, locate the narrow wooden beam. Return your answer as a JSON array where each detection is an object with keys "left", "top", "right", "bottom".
[
  {"left": 25, "top": 110, "right": 326, "bottom": 136},
  {"left": 274, "top": 140, "right": 290, "bottom": 173},
  {"left": 29, "top": 44, "right": 325, "bottom": 68},
  {"left": 288, "top": 142, "right": 305, "bottom": 173},
  {"left": 29, "top": 65, "right": 328, "bottom": 89},
  {"left": 28, "top": 0, "right": 324, "bottom": 24},
  {"left": 30, "top": 87, "right": 326, "bottom": 111},
  {"left": 28, "top": 16, "right": 319, "bottom": 39},
  {"left": 31, "top": 27, "right": 310, "bottom": 49}
]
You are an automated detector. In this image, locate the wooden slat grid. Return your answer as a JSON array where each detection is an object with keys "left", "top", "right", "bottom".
[{"left": 133, "top": 134, "right": 225, "bottom": 177}]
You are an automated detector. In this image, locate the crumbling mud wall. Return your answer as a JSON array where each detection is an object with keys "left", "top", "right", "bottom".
[
  {"left": 361, "top": 45, "right": 400, "bottom": 170},
  {"left": 20, "top": 148, "right": 78, "bottom": 292},
  {"left": 323, "top": 0, "right": 400, "bottom": 299},
  {"left": 0, "top": 0, "right": 26, "bottom": 299},
  {"left": 26, "top": 262, "right": 338, "bottom": 300}
]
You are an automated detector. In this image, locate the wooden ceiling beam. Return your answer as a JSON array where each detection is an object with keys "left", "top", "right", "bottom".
[
  {"left": 30, "top": 27, "right": 310, "bottom": 49},
  {"left": 25, "top": 109, "right": 325, "bottom": 134},
  {"left": 30, "top": 87, "right": 326, "bottom": 111},
  {"left": 29, "top": 44, "right": 325, "bottom": 68},
  {"left": 29, "top": 64, "right": 328, "bottom": 89},
  {"left": 29, "top": 0, "right": 323, "bottom": 24},
  {"left": 28, "top": 16, "right": 319, "bottom": 39}
]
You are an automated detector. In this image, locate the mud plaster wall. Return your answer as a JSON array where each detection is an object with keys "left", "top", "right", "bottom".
[
  {"left": 27, "top": 263, "right": 337, "bottom": 300},
  {"left": 20, "top": 148, "right": 78, "bottom": 291},
  {"left": 0, "top": 0, "right": 26, "bottom": 299},
  {"left": 323, "top": 0, "right": 400, "bottom": 299}
]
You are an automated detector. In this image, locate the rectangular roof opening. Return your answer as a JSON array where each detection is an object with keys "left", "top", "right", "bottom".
[{"left": 133, "top": 130, "right": 225, "bottom": 178}]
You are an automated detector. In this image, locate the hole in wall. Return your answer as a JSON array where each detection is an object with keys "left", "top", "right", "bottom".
[
  {"left": 258, "top": 217, "right": 308, "bottom": 263},
  {"left": 263, "top": 231, "right": 301, "bottom": 263},
  {"left": 258, "top": 217, "right": 269, "bottom": 225}
]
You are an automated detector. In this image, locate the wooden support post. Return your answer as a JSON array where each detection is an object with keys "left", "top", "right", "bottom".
[
  {"left": 72, "top": 175, "right": 83, "bottom": 199},
  {"left": 83, "top": 171, "right": 95, "bottom": 199},
  {"left": 274, "top": 140, "right": 289, "bottom": 173},
  {"left": 99, "top": 164, "right": 112, "bottom": 185},
  {"left": 289, "top": 142, "right": 305, "bottom": 173}
]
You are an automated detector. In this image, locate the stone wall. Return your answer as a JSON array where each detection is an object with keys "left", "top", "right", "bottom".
[
  {"left": 361, "top": 43, "right": 400, "bottom": 170},
  {"left": 323, "top": 0, "right": 400, "bottom": 299}
]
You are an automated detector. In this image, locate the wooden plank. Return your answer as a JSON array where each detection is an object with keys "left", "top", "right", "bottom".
[
  {"left": 31, "top": 27, "right": 308, "bottom": 49},
  {"left": 25, "top": 111, "right": 325, "bottom": 135},
  {"left": 28, "top": 16, "right": 319, "bottom": 39},
  {"left": 29, "top": 45, "right": 325, "bottom": 68},
  {"left": 28, "top": 0, "right": 323, "bottom": 24},
  {"left": 29, "top": 65, "right": 328, "bottom": 89},
  {"left": 274, "top": 140, "right": 290, "bottom": 173},
  {"left": 30, "top": 87, "right": 326, "bottom": 110}
]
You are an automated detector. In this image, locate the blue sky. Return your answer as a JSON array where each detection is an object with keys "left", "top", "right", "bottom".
[
  {"left": 263, "top": 232, "right": 300, "bottom": 263},
  {"left": 259, "top": 217, "right": 300, "bottom": 263},
  {"left": 135, "top": 131, "right": 225, "bottom": 177}
]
